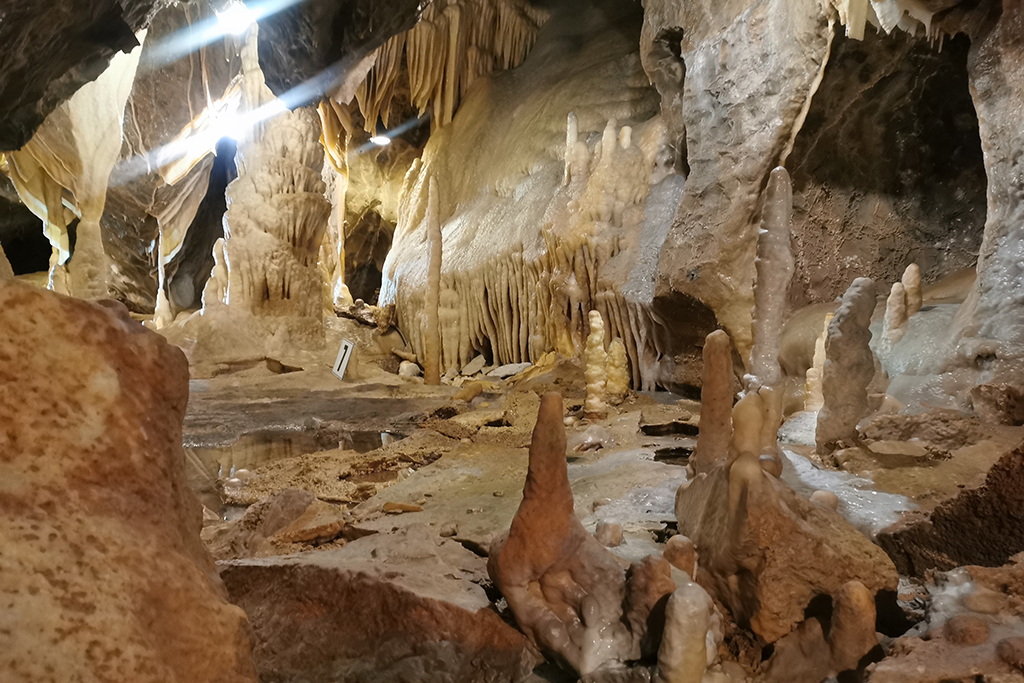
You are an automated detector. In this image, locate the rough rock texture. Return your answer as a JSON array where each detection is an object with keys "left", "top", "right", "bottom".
[
  {"left": 221, "top": 524, "right": 539, "bottom": 683},
  {"left": 816, "top": 277, "right": 877, "bottom": 452},
  {"left": 585, "top": 310, "right": 609, "bottom": 420},
  {"left": 657, "top": 581, "right": 710, "bottom": 683},
  {"left": 786, "top": 31, "right": 986, "bottom": 310},
  {"left": 972, "top": 383, "right": 1024, "bottom": 426},
  {"left": 648, "top": 0, "right": 832, "bottom": 359},
  {"left": 675, "top": 452, "right": 898, "bottom": 644},
  {"left": 877, "top": 443, "right": 1024, "bottom": 576},
  {"left": 0, "top": 280, "right": 256, "bottom": 682},
  {"left": 488, "top": 392, "right": 675, "bottom": 675},
  {"left": 951, "top": 2, "right": 1024, "bottom": 380},
  {"left": 0, "top": 0, "right": 164, "bottom": 150}
]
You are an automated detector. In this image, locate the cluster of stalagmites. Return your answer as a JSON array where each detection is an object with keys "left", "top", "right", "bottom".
[{"left": 489, "top": 389, "right": 897, "bottom": 682}]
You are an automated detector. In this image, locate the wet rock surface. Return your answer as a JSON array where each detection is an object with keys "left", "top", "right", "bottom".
[{"left": 0, "top": 281, "right": 257, "bottom": 682}]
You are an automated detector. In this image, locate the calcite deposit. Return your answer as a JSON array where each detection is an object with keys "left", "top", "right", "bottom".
[
  {"left": 0, "top": 280, "right": 256, "bottom": 683},
  {"left": 816, "top": 277, "right": 878, "bottom": 453}
]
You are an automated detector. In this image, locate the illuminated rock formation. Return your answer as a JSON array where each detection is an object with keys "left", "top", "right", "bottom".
[
  {"left": 884, "top": 282, "right": 908, "bottom": 346},
  {"left": 816, "top": 277, "right": 877, "bottom": 453},
  {"left": 0, "top": 280, "right": 257, "bottom": 682},
  {"left": 488, "top": 392, "right": 676, "bottom": 676},
  {"left": 803, "top": 312, "right": 832, "bottom": 411},
  {"left": 584, "top": 310, "right": 608, "bottom": 419},
  {"left": 381, "top": 1, "right": 674, "bottom": 389},
  {"left": 901, "top": 263, "right": 922, "bottom": 317},
  {"left": 656, "top": 581, "right": 711, "bottom": 683},
  {"left": 424, "top": 177, "right": 443, "bottom": 385},
  {"left": 4, "top": 42, "right": 144, "bottom": 298},
  {"left": 748, "top": 166, "right": 795, "bottom": 389}
]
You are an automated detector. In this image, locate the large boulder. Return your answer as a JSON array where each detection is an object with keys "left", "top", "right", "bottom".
[
  {"left": 220, "top": 524, "right": 540, "bottom": 683},
  {"left": 0, "top": 280, "right": 257, "bottom": 682}
]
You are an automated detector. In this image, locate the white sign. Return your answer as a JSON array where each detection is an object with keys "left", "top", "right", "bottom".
[{"left": 332, "top": 339, "right": 355, "bottom": 380}]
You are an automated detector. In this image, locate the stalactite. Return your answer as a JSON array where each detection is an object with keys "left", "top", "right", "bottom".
[
  {"left": 424, "top": 177, "right": 443, "bottom": 385},
  {"left": 349, "top": 0, "right": 549, "bottom": 133}
]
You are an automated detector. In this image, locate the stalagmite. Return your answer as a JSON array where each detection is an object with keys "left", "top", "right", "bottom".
[
  {"left": 584, "top": 310, "right": 608, "bottom": 420},
  {"left": 816, "top": 277, "right": 877, "bottom": 453},
  {"left": 884, "top": 282, "right": 908, "bottom": 345},
  {"left": 424, "top": 177, "right": 443, "bottom": 385},
  {"left": 606, "top": 338, "right": 629, "bottom": 405},
  {"left": 757, "top": 384, "right": 784, "bottom": 477},
  {"left": 692, "top": 330, "right": 734, "bottom": 475},
  {"left": 901, "top": 263, "right": 922, "bottom": 317},
  {"left": 730, "top": 391, "right": 764, "bottom": 463},
  {"left": 804, "top": 312, "right": 832, "bottom": 412},
  {"left": 748, "top": 166, "right": 795, "bottom": 389},
  {"left": 656, "top": 582, "right": 710, "bottom": 683},
  {"left": 488, "top": 392, "right": 676, "bottom": 676}
]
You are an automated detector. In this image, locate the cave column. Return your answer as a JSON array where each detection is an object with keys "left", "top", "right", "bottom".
[{"left": 959, "top": 5, "right": 1024, "bottom": 359}]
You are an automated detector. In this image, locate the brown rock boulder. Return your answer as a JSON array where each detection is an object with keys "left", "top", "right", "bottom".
[
  {"left": 0, "top": 281, "right": 257, "bottom": 682},
  {"left": 675, "top": 452, "right": 898, "bottom": 644},
  {"left": 220, "top": 524, "right": 539, "bottom": 683},
  {"left": 877, "top": 443, "right": 1024, "bottom": 576}
]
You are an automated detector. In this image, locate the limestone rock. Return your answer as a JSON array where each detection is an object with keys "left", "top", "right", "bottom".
[
  {"left": 675, "top": 452, "right": 898, "bottom": 644},
  {"left": 972, "top": 383, "right": 1024, "bottom": 426},
  {"left": 663, "top": 535, "right": 695, "bottom": 578},
  {"left": 816, "top": 277, "right": 877, "bottom": 452},
  {"left": 0, "top": 281, "right": 257, "bottom": 682},
  {"left": 997, "top": 637, "right": 1024, "bottom": 672},
  {"left": 943, "top": 614, "right": 990, "bottom": 646},
  {"left": 220, "top": 524, "right": 539, "bottom": 683},
  {"left": 877, "top": 443, "right": 1024, "bottom": 576},
  {"left": 488, "top": 392, "right": 675, "bottom": 675},
  {"left": 692, "top": 330, "right": 734, "bottom": 474}
]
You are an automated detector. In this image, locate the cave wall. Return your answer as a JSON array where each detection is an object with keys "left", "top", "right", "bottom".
[{"left": 787, "top": 30, "right": 986, "bottom": 309}]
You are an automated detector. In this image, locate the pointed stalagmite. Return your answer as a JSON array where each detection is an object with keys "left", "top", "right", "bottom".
[
  {"left": 692, "top": 330, "right": 734, "bottom": 474},
  {"left": 606, "top": 337, "right": 629, "bottom": 405},
  {"left": 584, "top": 310, "right": 608, "bottom": 419},
  {"left": 749, "top": 166, "right": 795, "bottom": 388},
  {"left": 884, "top": 282, "right": 908, "bottom": 345},
  {"left": 902, "top": 263, "right": 922, "bottom": 317},
  {"left": 816, "top": 277, "right": 877, "bottom": 453},
  {"left": 488, "top": 392, "right": 675, "bottom": 676},
  {"left": 424, "top": 177, "right": 443, "bottom": 385}
]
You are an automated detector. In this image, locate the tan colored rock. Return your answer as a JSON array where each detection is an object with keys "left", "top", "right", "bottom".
[
  {"left": 221, "top": 525, "right": 539, "bottom": 683},
  {"left": 0, "top": 245, "right": 12, "bottom": 280},
  {"left": 663, "top": 535, "right": 696, "bottom": 577},
  {"left": 943, "top": 614, "right": 990, "bottom": 646},
  {"left": 810, "top": 489, "right": 839, "bottom": 510},
  {"left": 585, "top": 310, "right": 609, "bottom": 420},
  {"left": 829, "top": 580, "right": 878, "bottom": 671},
  {"left": 488, "top": 392, "right": 675, "bottom": 675},
  {"left": 901, "top": 263, "right": 922, "bottom": 317},
  {"left": 816, "top": 277, "right": 877, "bottom": 453},
  {"left": 0, "top": 280, "right": 257, "bottom": 683},
  {"left": 675, "top": 450, "right": 897, "bottom": 644},
  {"left": 606, "top": 337, "right": 630, "bottom": 405},
  {"left": 693, "top": 330, "right": 734, "bottom": 474},
  {"left": 884, "top": 282, "right": 908, "bottom": 345},
  {"left": 971, "top": 382, "right": 1024, "bottom": 426},
  {"left": 595, "top": 521, "right": 624, "bottom": 547},
  {"left": 997, "top": 637, "right": 1024, "bottom": 672},
  {"left": 656, "top": 581, "right": 710, "bottom": 683}
]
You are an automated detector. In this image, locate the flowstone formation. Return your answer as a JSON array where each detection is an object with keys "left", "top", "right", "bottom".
[
  {"left": 0, "top": 281, "right": 257, "bottom": 682},
  {"left": 816, "top": 277, "right": 878, "bottom": 453},
  {"left": 488, "top": 392, "right": 684, "bottom": 677},
  {"left": 164, "top": 28, "right": 331, "bottom": 366}
]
